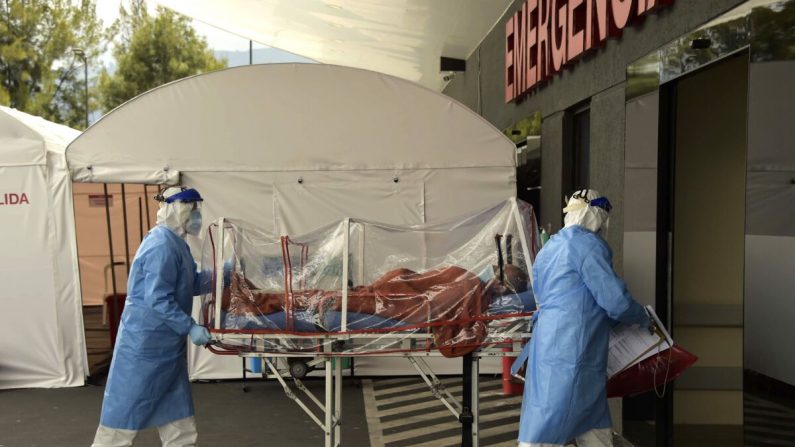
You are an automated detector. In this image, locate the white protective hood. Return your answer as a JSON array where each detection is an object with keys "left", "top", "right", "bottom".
[
  {"left": 564, "top": 189, "right": 609, "bottom": 234},
  {"left": 0, "top": 106, "right": 87, "bottom": 388}
]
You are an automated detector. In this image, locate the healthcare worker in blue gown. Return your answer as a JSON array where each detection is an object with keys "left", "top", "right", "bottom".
[
  {"left": 92, "top": 187, "right": 213, "bottom": 447},
  {"left": 513, "top": 189, "right": 651, "bottom": 447}
]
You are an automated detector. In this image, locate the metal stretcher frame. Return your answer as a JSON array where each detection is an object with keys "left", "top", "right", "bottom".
[
  {"left": 206, "top": 198, "right": 536, "bottom": 446},
  {"left": 217, "top": 327, "right": 531, "bottom": 447}
]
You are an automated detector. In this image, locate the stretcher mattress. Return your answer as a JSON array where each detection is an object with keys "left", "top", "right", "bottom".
[{"left": 222, "top": 290, "right": 535, "bottom": 332}]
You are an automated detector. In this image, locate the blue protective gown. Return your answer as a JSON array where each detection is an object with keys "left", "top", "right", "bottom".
[
  {"left": 100, "top": 225, "right": 210, "bottom": 430},
  {"left": 517, "top": 225, "right": 648, "bottom": 445}
]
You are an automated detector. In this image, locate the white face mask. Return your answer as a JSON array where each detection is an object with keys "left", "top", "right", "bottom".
[{"left": 186, "top": 209, "right": 202, "bottom": 236}]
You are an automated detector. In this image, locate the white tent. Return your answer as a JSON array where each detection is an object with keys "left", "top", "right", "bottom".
[
  {"left": 0, "top": 106, "right": 87, "bottom": 389},
  {"left": 66, "top": 63, "right": 517, "bottom": 379}
]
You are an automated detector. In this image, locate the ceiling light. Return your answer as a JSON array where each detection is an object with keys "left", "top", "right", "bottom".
[{"left": 326, "top": 3, "right": 343, "bottom": 10}]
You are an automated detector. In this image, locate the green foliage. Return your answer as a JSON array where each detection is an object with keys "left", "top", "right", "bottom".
[
  {"left": 98, "top": 1, "right": 226, "bottom": 113},
  {"left": 751, "top": 1, "right": 795, "bottom": 62},
  {"left": 0, "top": 0, "right": 103, "bottom": 129},
  {"left": 504, "top": 111, "right": 542, "bottom": 144}
]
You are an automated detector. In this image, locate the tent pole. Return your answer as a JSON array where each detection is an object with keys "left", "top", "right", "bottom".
[
  {"left": 138, "top": 197, "right": 144, "bottom": 244},
  {"left": 143, "top": 185, "right": 152, "bottom": 229},
  {"left": 104, "top": 183, "right": 118, "bottom": 298},
  {"left": 121, "top": 184, "right": 131, "bottom": 274}
]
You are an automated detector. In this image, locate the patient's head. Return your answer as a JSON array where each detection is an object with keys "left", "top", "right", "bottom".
[{"left": 487, "top": 264, "right": 529, "bottom": 295}]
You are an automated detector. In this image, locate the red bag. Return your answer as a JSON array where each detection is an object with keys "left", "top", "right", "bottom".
[{"left": 607, "top": 345, "right": 698, "bottom": 398}]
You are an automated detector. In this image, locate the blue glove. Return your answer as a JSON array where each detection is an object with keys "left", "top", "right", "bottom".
[{"left": 189, "top": 324, "right": 211, "bottom": 346}]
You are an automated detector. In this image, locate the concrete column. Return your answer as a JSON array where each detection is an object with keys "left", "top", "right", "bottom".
[
  {"left": 589, "top": 84, "right": 627, "bottom": 272},
  {"left": 540, "top": 112, "right": 565, "bottom": 232}
]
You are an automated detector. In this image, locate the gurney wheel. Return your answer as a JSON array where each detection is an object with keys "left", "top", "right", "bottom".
[{"left": 288, "top": 359, "right": 309, "bottom": 379}]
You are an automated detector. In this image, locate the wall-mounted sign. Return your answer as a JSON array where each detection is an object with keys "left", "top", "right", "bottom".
[
  {"left": 89, "top": 194, "right": 113, "bottom": 207},
  {"left": 0, "top": 192, "right": 30, "bottom": 205},
  {"left": 505, "top": 0, "right": 673, "bottom": 103}
]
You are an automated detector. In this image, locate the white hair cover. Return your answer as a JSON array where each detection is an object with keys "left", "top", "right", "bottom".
[{"left": 563, "top": 188, "right": 609, "bottom": 234}]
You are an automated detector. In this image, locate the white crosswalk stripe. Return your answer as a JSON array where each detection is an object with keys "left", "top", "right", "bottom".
[
  {"left": 363, "top": 376, "right": 642, "bottom": 447},
  {"left": 744, "top": 394, "right": 795, "bottom": 447},
  {"left": 363, "top": 377, "right": 524, "bottom": 447}
]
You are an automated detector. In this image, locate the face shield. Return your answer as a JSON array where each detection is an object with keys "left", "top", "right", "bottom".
[{"left": 155, "top": 187, "right": 204, "bottom": 237}]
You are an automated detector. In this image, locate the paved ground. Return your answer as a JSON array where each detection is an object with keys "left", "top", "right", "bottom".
[
  {"left": 362, "top": 376, "right": 638, "bottom": 447},
  {"left": 0, "top": 379, "right": 370, "bottom": 447},
  {"left": 83, "top": 306, "right": 112, "bottom": 378},
  {"left": 5, "top": 372, "right": 793, "bottom": 447},
  {"left": 744, "top": 393, "right": 795, "bottom": 447},
  {"left": 363, "top": 376, "right": 522, "bottom": 447},
  {"left": 12, "top": 309, "right": 785, "bottom": 446}
]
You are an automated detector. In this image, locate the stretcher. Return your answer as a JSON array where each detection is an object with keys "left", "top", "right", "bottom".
[{"left": 200, "top": 199, "right": 541, "bottom": 447}]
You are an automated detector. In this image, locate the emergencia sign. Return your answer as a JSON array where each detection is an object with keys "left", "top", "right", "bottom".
[{"left": 505, "top": 0, "right": 673, "bottom": 102}]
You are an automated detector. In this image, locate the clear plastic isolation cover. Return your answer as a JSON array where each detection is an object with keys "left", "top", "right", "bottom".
[{"left": 200, "top": 199, "right": 540, "bottom": 358}]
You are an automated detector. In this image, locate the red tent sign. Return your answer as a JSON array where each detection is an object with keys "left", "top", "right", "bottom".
[{"left": 0, "top": 192, "right": 30, "bottom": 205}]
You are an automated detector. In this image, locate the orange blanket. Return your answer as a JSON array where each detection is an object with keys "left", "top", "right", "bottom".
[{"left": 222, "top": 266, "right": 499, "bottom": 357}]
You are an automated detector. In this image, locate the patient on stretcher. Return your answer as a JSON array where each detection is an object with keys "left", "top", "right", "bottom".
[{"left": 220, "top": 264, "right": 530, "bottom": 357}]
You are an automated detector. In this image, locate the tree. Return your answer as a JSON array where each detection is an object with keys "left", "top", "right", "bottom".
[
  {"left": 0, "top": 0, "right": 103, "bottom": 129},
  {"left": 503, "top": 111, "right": 542, "bottom": 144},
  {"left": 98, "top": 1, "right": 226, "bottom": 112},
  {"left": 750, "top": 1, "right": 795, "bottom": 62}
]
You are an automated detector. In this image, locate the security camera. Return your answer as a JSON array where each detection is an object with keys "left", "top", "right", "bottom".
[{"left": 443, "top": 73, "right": 456, "bottom": 82}]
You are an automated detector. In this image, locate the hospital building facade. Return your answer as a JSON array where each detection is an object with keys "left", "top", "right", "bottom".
[{"left": 443, "top": 0, "right": 795, "bottom": 445}]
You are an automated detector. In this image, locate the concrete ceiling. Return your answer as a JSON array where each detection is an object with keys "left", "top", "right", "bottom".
[{"left": 153, "top": 0, "right": 514, "bottom": 91}]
